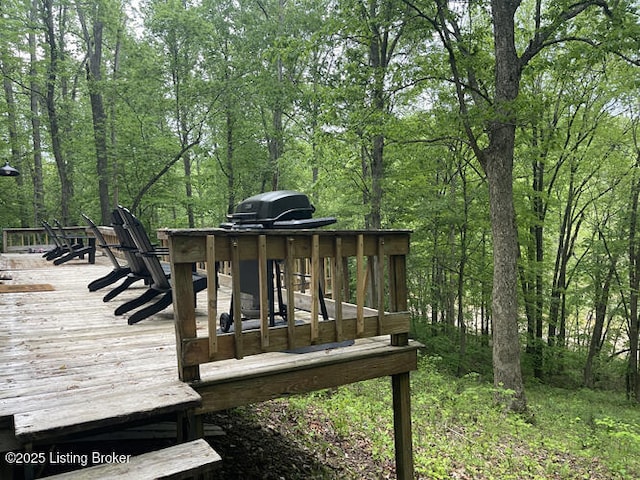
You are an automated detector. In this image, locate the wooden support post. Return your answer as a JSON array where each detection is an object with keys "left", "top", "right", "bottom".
[
  {"left": 392, "top": 371, "right": 415, "bottom": 480},
  {"left": 177, "top": 409, "right": 203, "bottom": 442},
  {"left": 389, "top": 242, "right": 414, "bottom": 480},
  {"left": 23, "top": 442, "right": 34, "bottom": 480},
  {"left": 170, "top": 236, "right": 200, "bottom": 382}
]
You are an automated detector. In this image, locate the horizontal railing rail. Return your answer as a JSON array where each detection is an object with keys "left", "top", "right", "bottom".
[
  {"left": 2, "top": 226, "right": 89, "bottom": 253},
  {"left": 94, "top": 225, "right": 127, "bottom": 260},
  {"left": 166, "top": 228, "right": 411, "bottom": 382}
]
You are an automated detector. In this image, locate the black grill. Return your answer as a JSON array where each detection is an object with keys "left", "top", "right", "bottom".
[
  {"left": 218, "top": 190, "right": 335, "bottom": 333},
  {"left": 221, "top": 190, "right": 336, "bottom": 230}
]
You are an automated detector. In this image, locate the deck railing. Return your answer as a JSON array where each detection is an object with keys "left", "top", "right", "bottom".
[
  {"left": 166, "top": 229, "right": 411, "bottom": 381},
  {"left": 94, "top": 225, "right": 127, "bottom": 260},
  {"left": 2, "top": 226, "right": 89, "bottom": 253}
]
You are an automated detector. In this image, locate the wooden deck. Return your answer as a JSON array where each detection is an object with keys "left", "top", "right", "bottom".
[
  {"left": 1, "top": 232, "right": 419, "bottom": 479},
  {"left": 0, "top": 253, "right": 208, "bottom": 450}
]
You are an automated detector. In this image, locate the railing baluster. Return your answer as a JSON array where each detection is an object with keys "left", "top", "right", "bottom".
[
  {"left": 258, "top": 235, "right": 269, "bottom": 350},
  {"left": 205, "top": 235, "right": 218, "bottom": 357},
  {"left": 286, "top": 237, "right": 296, "bottom": 348},
  {"left": 333, "top": 236, "right": 343, "bottom": 341},
  {"left": 356, "top": 234, "right": 365, "bottom": 335},
  {"left": 310, "top": 234, "right": 320, "bottom": 343},
  {"left": 377, "top": 236, "right": 385, "bottom": 335},
  {"left": 231, "top": 237, "right": 243, "bottom": 359}
]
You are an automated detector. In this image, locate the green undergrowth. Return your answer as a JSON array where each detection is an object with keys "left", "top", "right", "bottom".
[{"left": 275, "top": 355, "right": 640, "bottom": 479}]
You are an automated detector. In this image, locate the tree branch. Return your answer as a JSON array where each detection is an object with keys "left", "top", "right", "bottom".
[{"left": 520, "top": 0, "right": 612, "bottom": 67}]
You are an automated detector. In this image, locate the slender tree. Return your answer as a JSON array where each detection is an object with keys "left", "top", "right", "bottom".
[
  {"left": 628, "top": 115, "right": 640, "bottom": 400},
  {"left": 29, "top": 0, "right": 45, "bottom": 224},
  {"left": 406, "top": 0, "right": 625, "bottom": 411},
  {"left": 41, "top": 0, "right": 73, "bottom": 224},
  {"left": 77, "top": 0, "right": 110, "bottom": 224}
]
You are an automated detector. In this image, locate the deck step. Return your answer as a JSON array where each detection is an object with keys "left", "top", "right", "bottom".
[
  {"left": 41, "top": 438, "right": 221, "bottom": 479},
  {"left": 13, "top": 381, "right": 201, "bottom": 442}
]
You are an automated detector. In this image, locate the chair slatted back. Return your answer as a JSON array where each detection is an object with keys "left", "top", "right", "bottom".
[{"left": 117, "top": 206, "right": 171, "bottom": 291}]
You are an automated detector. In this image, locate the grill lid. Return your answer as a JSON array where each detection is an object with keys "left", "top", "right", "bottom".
[{"left": 221, "top": 190, "right": 336, "bottom": 230}]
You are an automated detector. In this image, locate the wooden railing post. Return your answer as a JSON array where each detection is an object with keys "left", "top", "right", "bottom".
[
  {"left": 169, "top": 236, "right": 201, "bottom": 383},
  {"left": 388, "top": 250, "right": 414, "bottom": 480}
]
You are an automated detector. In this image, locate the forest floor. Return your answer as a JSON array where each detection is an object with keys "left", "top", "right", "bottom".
[
  {"left": 204, "top": 396, "right": 617, "bottom": 480},
  {"left": 203, "top": 352, "right": 640, "bottom": 480}
]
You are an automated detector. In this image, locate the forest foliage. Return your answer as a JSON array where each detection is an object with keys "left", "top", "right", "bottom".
[{"left": 1, "top": 0, "right": 639, "bottom": 401}]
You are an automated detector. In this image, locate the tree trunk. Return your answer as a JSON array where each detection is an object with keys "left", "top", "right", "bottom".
[
  {"left": 268, "top": 103, "right": 283, "bottom": 191},
  {"left": 225, "top": 108, "right": 236, "bottom": 215},
  {"left": 531, "top": 156, "right": 545, "bottom": 379},
  {"left": 481, "top": 0, "right": 526, "bottom": 412},
  {"left": 584, "top": 262, "right": 615, "bottom": 388},
  {"left": 78, "top": 8, "right": 110, "bottom": 224},
  {"left": 629, "top": 161, "right": 640, "bottom": 400},
  {"left": 42, "top": 0, "right": 72, "bottom": 224},
  {"left": 29, "top": 0, "right": 45, "bottom": 225},
  {"left": 457, "top": 227, "right": 468, "bottom": 376},
  {"left": 109, "top": 15, "right": 123, "bottom": 210},
  {"left": 1, "top": 55, "right": 28, "bottom": 227},
  {"left": 548, "top": 166, "right": 576, "bottom": 346},
  {"left": 482, "top": 142, "right": 526, "bottom": 412},
  {"left": 183, "top": 151, "right": 195, "bottom": 228}
]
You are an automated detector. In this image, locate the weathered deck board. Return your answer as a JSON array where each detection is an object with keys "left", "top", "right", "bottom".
[
  {"left": 0, "top": 253, "right": 205, "bottom": 445},
  {"left": 0, "top": 253, "right": 319, "bottom": 445},
  {"left": 41, "top": 438, "right": 221, "bottom": 480},
  {"left": 195, "top": 337, "right": 418, "bottom": 413},
  {"left": 14, "top": 381, "right": 202, "bottom": 442}
]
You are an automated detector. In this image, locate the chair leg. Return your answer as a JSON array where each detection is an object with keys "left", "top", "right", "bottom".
[
  {"left": 103, "top": 276, "right": 142, "bottom": 302},
  {"left": 53, "top": 246, "right": 94, "bottom": 265},
  {"left": 88, "top": 268, "right": 131, "bottom": 292},
  {"left": 127, "top": 292, "right": 174, "bottom": 324},
  {"left": 128, "top": 278, "right": 206, "bottom": 324},
  {"left": 115, "top": 288, "right": 162, "bottom": 316}
]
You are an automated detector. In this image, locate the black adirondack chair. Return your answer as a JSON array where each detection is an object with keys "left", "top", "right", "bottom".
[
  {"left": 41, "top": 220, "right": 79, "bottom": 261},
  {"left": 51, "top": 220, "right": 96, "bottom": 265},
  {"left": 114, "top": 206, "right": 207, "bottom": 324},
  {"left": 101, "top": 209, "right": 155, "bottom": 302},
  {"left": 83, "top": 214, "right": 132, "bottom": 292}
]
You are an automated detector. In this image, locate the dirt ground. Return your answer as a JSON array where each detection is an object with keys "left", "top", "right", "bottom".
[{"left": 206, "top": 400, "right": 395, "bottom": 479}]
